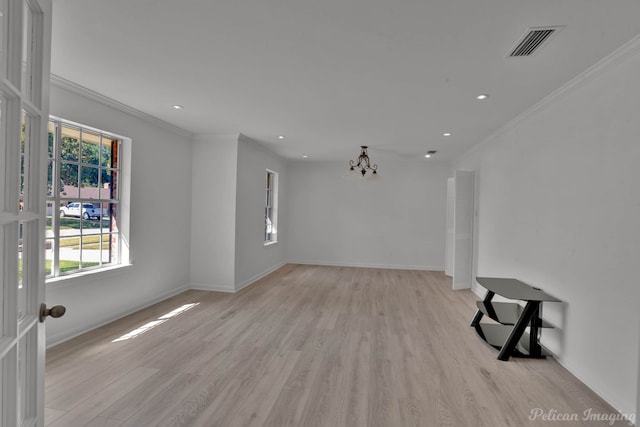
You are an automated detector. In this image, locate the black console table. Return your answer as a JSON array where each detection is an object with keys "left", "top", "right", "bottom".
[{"left": 470, "top": 277, "right": 560, "bottom": 361}]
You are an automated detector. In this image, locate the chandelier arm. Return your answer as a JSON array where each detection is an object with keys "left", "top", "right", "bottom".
[{"left": 347, "top": 145, "right": 378, "bottom": 177}]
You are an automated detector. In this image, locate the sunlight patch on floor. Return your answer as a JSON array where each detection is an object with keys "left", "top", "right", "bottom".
[{"left": 112, "top": 302, "right": 200, "bottom": 342}]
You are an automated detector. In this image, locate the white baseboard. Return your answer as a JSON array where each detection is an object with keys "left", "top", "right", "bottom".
[
  {"left": 46, "top": 283, "right": 190, "bottom": 348},
  {"left": 287, "top": 259, "right": 444, "bottom": 272},
  {"left": 188, "top": 282, "right": 235, "bottom": 293},
  {"left": 189, "top": 262, "right": 287, "bottom": 293},
  {"left": 234, "top": 261, "right": 287, "bottom": 292},
  {"left": 553, "top": 357, "right": 636, "bottom": 425}
]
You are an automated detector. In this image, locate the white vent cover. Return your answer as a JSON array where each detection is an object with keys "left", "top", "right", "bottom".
[{"left": 508, "top": 26, "right": 563, "bottom": 57}]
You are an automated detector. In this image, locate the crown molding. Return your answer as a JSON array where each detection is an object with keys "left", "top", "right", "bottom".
[
  {"left": 50, "top": 74, "right": 194, "bottom": 140},
  {"left": 456, "top": 33, "right": 640, "bottom": 164}
]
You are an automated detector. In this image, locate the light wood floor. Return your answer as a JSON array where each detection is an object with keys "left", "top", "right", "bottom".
[{"left": 45, "top": 264, "right": 629, "bottom": 427}]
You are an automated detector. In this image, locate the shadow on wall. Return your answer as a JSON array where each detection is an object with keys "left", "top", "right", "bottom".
[{"left": 540, "top": 301, "right": 567, "bottom": 359}]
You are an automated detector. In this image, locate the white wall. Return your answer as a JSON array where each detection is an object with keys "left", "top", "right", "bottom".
[
  {"left": 453, "top": 38, "right": 640, "bottom": 417},
  {"left": 190, "top": 134, "right": 238, "bottom": 291},
  {"left": 234, "top": 135, "right": 288, "bottom": 289},
  {"left": 286, "top": 156, "right": 449, "bottom": 270},
  {"left": 189, "top": 134, "right": 288, "bottom": 292},
  {"left": 46, "top": 81, "right": 193, "bottom": 346}
]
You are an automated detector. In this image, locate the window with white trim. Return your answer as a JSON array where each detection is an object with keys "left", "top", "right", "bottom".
[
  {"left": 45, "top": 117, "right": 122, "bottom": 278},
  {"left": 265, "top": 169, "right": 278, "bottom": 243}
]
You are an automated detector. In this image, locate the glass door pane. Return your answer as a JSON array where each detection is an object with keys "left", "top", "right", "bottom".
[
  {"left": 17, "top": 220, "right": 38, "bottom": 324},
  {"left": 0, "top": 0, "right": 7, "bottom": 79},
  {"left": 21, "top": 0, "right": 34, "bottom": 102},
  {"left": 18, "top": 222, "right": 25, "bottom": 321},
  {"left": 46, "top": 120, "right": 55, "bottom": 197},
  {"left": 0, "top": 94, "right": 4, "bottom": 195},
  {"left": 20, "top": 111, "right": 29, "bottom": 211}
]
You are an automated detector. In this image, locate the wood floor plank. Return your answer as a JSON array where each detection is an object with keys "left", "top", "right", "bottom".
[
  {"left": 46, "top": 265, "right": 631, "bottom": 427},
  {"left": 47, "top": 367, "right": 158, "bottom": 427},
  {"left": 83, "top": 416, "right": 123, "bottom": 427},
  {"left": 44, "top": 407, "right": 67, "bottom": 426},
  {"left": 118, "top": 373, "right": 204, "bottom": 427}
]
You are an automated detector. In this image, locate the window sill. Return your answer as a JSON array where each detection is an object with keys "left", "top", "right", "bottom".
[
  {"left": 264, "top": 241, "right": 278, "bottom": 247},
  {"left": 46, "top": 263, "right": 134, "bottom": 289}
]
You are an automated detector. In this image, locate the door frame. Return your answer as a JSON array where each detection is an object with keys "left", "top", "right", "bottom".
[{"left": 0, "top": 0, "right": 52, "bottom": 425}]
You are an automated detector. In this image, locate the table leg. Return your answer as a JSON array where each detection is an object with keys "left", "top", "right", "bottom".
[
  {"left": 470, "top": 290, "right": 495, "bottom": 326},
  {"left": 497, "top": 301, "right": 540, "bottom": 361},
  {"left": 529, "top": 305, "right": 542, "bottom": 357}
]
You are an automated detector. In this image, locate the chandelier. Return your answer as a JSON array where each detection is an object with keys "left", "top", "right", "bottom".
[{"left": 348, "top": 146, "right": 378, "bottom": 177}]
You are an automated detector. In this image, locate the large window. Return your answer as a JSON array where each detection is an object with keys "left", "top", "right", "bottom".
[
  {"left": 45, "top": 117, "right": 122, "bottom": 278},
  {"left": 265, "top": 169, "right": 278, "bottom": 243}
]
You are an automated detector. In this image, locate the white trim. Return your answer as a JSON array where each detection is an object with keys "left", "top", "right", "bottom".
[
  {"left": 234, "top": 261, "right": 287, "bottom": 292},
  {"left": 195, "top": 261, "right": 444, "bottom": 294},
  {"left": 552, "top": 356, "right": 636, "bottom": 424},
  {"left": 48, "top": 114, "right": 127, "bottom": 141},
  {"left": 45, "top": 282, "right": 190, "bottom": 347},
  {"left": 471, "top": 283, "right": 484, "bottom": 298},
  {"left": 45, "top": 263, "right": 134, "bottom": 289},
  {"left": 188, "top": 282, "right": 235, "bottom": 293},
  {"left": 456, "top": 33, "right": 640, "bottom": 165},
  {"left": 50, "top": 74, "right": 193, "bottom": 140},
  {"left": 287, "top": 260, "right": 445, "bottom": 272}
]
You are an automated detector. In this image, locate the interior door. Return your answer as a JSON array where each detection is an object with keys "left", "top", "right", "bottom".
[
  {"left": 444, "top": 177, "right": 454, "bottom": 277},
  {"left": 1, "top": 0, "right": 52, "bottom": 426},
  {"left": 452, "top": 170, "right": 475, "bottom": 290}
]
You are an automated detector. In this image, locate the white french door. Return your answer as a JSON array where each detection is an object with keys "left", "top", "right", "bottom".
[{"left": 0, "top": 0, "right": 52, "bottom": 426}]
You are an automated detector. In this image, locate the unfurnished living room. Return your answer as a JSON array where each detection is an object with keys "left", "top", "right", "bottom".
[{"left": 1, "top": 0, "right": 639, "bottom": 426}]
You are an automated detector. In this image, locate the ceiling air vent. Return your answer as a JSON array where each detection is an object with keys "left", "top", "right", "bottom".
[{"left": 507, "top": 26, "right": 563, "bottom": 57}]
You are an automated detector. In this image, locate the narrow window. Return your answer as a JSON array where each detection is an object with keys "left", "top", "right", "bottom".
[{"left": 265, "top": 169, "right": 278, "bottom": 244}]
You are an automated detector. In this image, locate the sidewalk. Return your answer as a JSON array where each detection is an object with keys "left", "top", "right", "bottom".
[{"left": 46, "top": 247, "right": 106, "bottom": 263}]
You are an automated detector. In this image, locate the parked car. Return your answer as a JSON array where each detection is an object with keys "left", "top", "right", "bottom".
[
  {"left": 60, "top": 202, "right": 100, "bottom": 220},
  {"left": 92, "top": 203, "right": 110, "bottom": 218}
]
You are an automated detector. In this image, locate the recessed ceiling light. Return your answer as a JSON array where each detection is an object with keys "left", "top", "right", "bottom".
[
  {"left": 277, "top": 135, "right": 285, "bottom": 140},
  {"left": 425, "top": 154, "right": 431, "bottom": 158},
  {"left": 425, "top": 150, "right": 437, "bottom": 158},
  {"left": 302, "top": 155, "right": 308, "bottom": 158},
  {"left": 443, "top": 132, "right": 452, "bottom": 137},
  {"left": 172, "top": 105, "right": 183, "bottom": 109},
  {"left": 475, "top": 94, "right": 489, "bottom": 100}
]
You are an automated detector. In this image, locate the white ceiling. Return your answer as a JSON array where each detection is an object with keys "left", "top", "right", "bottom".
[{"left": 51, "top": 0, "right": 640, "bottom": 162}]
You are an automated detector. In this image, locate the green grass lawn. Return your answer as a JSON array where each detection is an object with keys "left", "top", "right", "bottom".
[
  {"left": 44, "top": 259, "right": 100, "bottom": 276},
  {"left": 20, "top": 259, "right": 100, "bottom": 280},
  {"left": 52, "top": 259, "right": 99, "bottom": 273},
  {"left": 46, "top": 216, "right": 107, "bottom": 230},
  {"left": 59, "top": 234, "right": 110, "bottom": 249}
]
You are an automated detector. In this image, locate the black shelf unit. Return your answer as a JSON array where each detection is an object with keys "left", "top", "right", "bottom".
[{"left": 470, "top": 277, "right": 560, "bottom": 361}]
